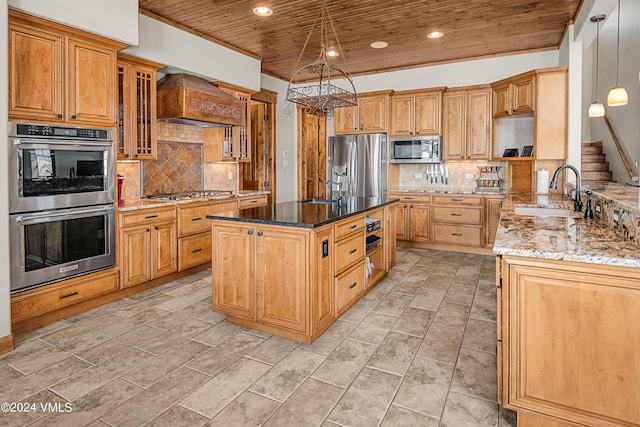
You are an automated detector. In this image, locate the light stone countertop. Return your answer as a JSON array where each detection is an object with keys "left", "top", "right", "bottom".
[
  {"left": 493, "top": 193, "right": 640, "bottom": 267},
  {"left": 117, "top": 191, "right": 271, "bottom": 212}
]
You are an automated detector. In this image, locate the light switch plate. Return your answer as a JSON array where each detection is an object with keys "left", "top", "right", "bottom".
[
  {"left": 415, "top": 173, "right": 423, "bottom": 179},
  {"left": 465, "top": 174, "right": 474, "bottom": 179}
]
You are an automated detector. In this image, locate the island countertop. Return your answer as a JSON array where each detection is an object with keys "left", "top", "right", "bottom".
[
  {"left": 206, "top": 197, "right": 398, "bottom": 228},
  {"left": 493, "top": 193, "right": 640, "bottom": 267}
]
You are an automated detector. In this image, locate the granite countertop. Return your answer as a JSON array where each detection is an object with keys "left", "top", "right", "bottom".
[
  {"left": 236, "top": 190, "right": 270, "bottom": 197},
  {"left": 117, "top": 195, "right": 236, "bottom": 212},
  {"left": 389, "top": 188, "right": 506, "bottom": 195},
  {"left": 581, "top": 181, "right": 640, "bottom": 215},
  {"left": 207, "top": 197, "right": 398, "bottom": 228},
  {"left": 493, "top": 193, "right": 640, "bottom": 267}
]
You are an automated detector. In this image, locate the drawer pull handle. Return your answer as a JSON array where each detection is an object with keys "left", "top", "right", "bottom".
[
  {"left": 452, "top": 233, "right": 463, "bottom": 236},
  {"left": 405, "top": 197, "right": 414, "bottom": 200},
  {"left": 144, "top": 214, "right": 158, "bottom": 219},
  {"left": 191, "top": 217, "right": 202, "bottom": 221},
  {"left": 451, "top": 213, "right": 462, "bottom": 216},
  {"left": 192, "top": 248, "right": 202, "bottom": 253},
  {"left": 452, "top": 199, "right": 463, "bottom": 202},
  {"left": 349, "top": 248, "right": 357, "bottom": 254},
  {"left": 349, "top": 224, "right": 358, "bottom": 230},
  {"left": 250, "top": 200, "right": 258, "bottom": 203},
  {"left": 60, "top": 291, "right": 79, "bottom": 300},
  {"left": 349, "top": 282, "right": 358, "bottom": 289}
]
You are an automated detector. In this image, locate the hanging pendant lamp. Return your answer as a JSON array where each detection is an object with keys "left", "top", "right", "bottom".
[
  {"left": 607, "top": 0, "right": 628, "bottom": 106},
  {"left": 588, "top": 15, "right": 605, "bottom": 117}
]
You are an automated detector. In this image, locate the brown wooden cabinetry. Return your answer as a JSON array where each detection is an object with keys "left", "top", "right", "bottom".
[
  {"left": 497, "top": 256, "right": 640, "bottom": 427},
  {"left": 8, "top": 10, "right": 125, "bottom": 126},
  {"left": 119, "top": 207, "right": 177, "bottom": 287},
  {"left": 492, "top": 77, "right": 534, "bottom": 118},
  {"left": 389, "top": 193, "right": 432, "bottom": 243},
  {"left": 207, "top": 83, "right": 254, "bottom": 162},
  {"left": 443, "top": 86, "right": 492, "bottom": 160},
  {"left": 117, "top": 54, "right": 163, "bottom": 160},
  {"left": 432, "top": 195, "right": 482, "bottom": 247},
  {"left": 484, "top": 196, "right": 503, "bottom": 247},
  {"left": 238, "top": 195, "right": 268, "bottom": 209},
  {"left": 334, "top": 91, "right": 393, "bottom": 134},
  {"left": 390, "top": 88, "right": 444, "bottom": 137}
]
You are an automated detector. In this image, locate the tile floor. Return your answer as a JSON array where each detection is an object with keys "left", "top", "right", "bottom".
[{"left": 0, "top": 248, "right": 517, "bottom": 427}]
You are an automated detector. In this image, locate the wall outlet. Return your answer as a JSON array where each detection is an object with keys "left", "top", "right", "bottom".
[
  {"left": 415, "top": 173, "right": 423, "bottom": 179},
  {"left": 283, "top": 160, "right": 288, "bottom": 167},
  {"left": 228, "top": 171, "right": 233, "bottom": 180},
  {"left": 613, "top": 209, "right": 621, "bottom": 224},
  {"left": 465, "top": 173, "right": 474, "bottom": 180}
]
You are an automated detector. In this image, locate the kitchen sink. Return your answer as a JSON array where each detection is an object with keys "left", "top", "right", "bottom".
[
  {"left": 301, "top": 199, "right": 341, "bottom": 204},
  {"left": 514, "top": 206, "right": 572, "bottom": 217}
]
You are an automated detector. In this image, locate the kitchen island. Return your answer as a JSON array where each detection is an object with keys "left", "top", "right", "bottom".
[
  {"left": 494, "top": 194, "right": 640, "bottom": 427},
  {"left": 207, "top": 197, "right": 398, "bottom": 343}
]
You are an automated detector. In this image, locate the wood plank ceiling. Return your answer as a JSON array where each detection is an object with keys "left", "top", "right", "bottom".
[{"left": 139, "top": 0, "right": 583, "bottom": 83}]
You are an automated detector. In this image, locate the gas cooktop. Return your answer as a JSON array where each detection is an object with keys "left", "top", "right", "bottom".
[{"left": 146, "top": 190, "right": 233, "bottom": 201}]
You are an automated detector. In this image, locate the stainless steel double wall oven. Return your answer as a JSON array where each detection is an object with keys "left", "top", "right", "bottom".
[{"left": 9, "top": 122, "right": 116, "bottom": 292}]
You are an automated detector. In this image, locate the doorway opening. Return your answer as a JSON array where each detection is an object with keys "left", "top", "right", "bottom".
[{"left": 297, "top": 107, "right": 328, "bottom": 200}]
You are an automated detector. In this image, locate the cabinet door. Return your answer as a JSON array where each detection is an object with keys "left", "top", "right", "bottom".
[
  {"left": 513, "top": 78, "right": 534, "bottom": 115},
  {"left": 120, "top": 225, "right": 151, "bottom": 287},
  {"left": 9, "top": 23, "right": 64, "bottom": 122},
  {"left": 312, "top": 228, "right": 334, "bottom": 334},
  {"left": 390, "top": 96, "right": 415, "bottom": 136},
  {"left": 385, "top": 205, "right": 397, "bottom": 269},
  {"left": 442, "top": 92, "right": 466, "bottom": 160},
  {"left": 415, "top": 92, "right": 441, "bottom": 135},
  {"left": 117, "top": 63, "right": 131, "bottom": 159},
  {"left": 359, "top": 96, "right": 387, "bottom": 132},
  {"left": 212, "top": 224, "right": 256, "bottom": 319},
  {"left": 256, "top": 228, "right": 307, "bottom": 332},
  {"left": 493, "top": 84, "right": 511, "bottom": 118},
  {"left": 334, "top": 106, "right": 358, "bottom": 134},
  {"left": 485, "top": 198, "right": 503, "bottom": 247},
  {"left": 395, "top": 204, "right": 409, "bottom": 240},
  {"left": 466, "top": 89, "right": 492, "bottom": 160},
  {"left": 150, "top": 221, "right": 177, "bottom": 279},
  {"left": 409, "top": 204, "right": 430, "bottom": 242},
  {"left": 236, "top": 91, "right": 251, "bottom": 162},
  {"left": 67, "top": 38, "right": 117, "bottom": 125},
  {"left": 131, "top": 67, "right": 157, "bottom": 160}
]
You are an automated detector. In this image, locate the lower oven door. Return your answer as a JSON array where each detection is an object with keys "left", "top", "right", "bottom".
[{"left": 9, "top": 205, "right": 116, "bottom": 293}]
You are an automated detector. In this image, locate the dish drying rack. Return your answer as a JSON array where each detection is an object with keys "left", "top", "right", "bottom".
[{"left": 476, "top": 166, "right": 502, "bottom": 190}]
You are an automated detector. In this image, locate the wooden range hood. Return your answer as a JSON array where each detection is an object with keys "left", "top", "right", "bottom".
[{"left": 157, "top": 73, "right": 244, "bottom": 127}]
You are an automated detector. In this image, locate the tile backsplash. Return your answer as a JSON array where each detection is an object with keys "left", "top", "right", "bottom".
[{"left": 398, "top": 161, "right": 509, "bottom": 192}]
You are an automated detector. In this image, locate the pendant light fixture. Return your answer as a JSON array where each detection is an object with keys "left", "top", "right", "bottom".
[
  {"left": 607, "top": 0, "right": 628, "bottom": 106},
  {"left": 588, "top": 15, "right": 605, "bottom": 117}
]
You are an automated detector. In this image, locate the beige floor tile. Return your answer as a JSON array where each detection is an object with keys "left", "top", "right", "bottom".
[
  {"left": 101, "top": 367, "right": 210, "bottom": 427},
  {"left": 0, "top": 365, "right": 23, "bottom": 385},
  {"left": 391, "top": 307, "right": 434, "bottom": 337},
  {"left": 190, "top": 320, "right": 244, "bottom": 347},
  {"left": 432, "top": 263, "right": 460, "bottom": 275},
  {"left": 348, "top": 312, "right": 397, "bottom": 345},
  {"left": 146, "top": 405, "right": 209, "bottom": 427},
  {"left": 187, "top": 332, "right": 265, "bottom": 376},
  {"left": 109, "top": 293, "right": 175, "bottom": 318},
  {"left": 470, "top": 295, "right": 497, "bottom": 322},
  {"left": 381, "top": 405, "right": 440, "bottom": 427},
  {"left": 76, "top": 325, "right": 163, "bottom": 365},
  {"left": 123, "top": 340, "right": 210, "bottom": 388},
  {"left": 50, "top": 347, "right": 154, "bottom": 401},
  {"left": 444, "top": 284, "right": 477, "bottom": 306},
  {"left": 0, "top": 389, "right": 69, "bottom": 427},
  {"left": 194, "top": 308, "right": 227, "bottom": 325},
  {"left": 207, "top": 391, "right": 279, "bottom": 427},
  {"left": 245, "top": 335, "right": 299, "bottom": 365},
  {"left": 476, "top": 282, "right": 497, "bottom": 299},
  {"left": 0, "top": 338, "right": 51, "bottom": 367},
  {"left": 261, "top": 378, "right": 345, "bottom": 427},
  {"left": 312, "top": 338, "right": 377, "bottom": 388},
  {"left": 423, "top": 274, "right": 453, "bottom": 290},
  {"left": 249, "top": 347, "right": 326, "bottom": 402},
  {"left": 416, "top": 323, "right": 464, "bottom": 365},
  {"left": 163, "top": 278, "right": 210, "bottom": 298},
  {"left": 137, "top": 318, "right": 214, "bottom": 355},
  {"left": 367, "top": 332, "right": 422, "bottom": 376},
  {"left": 94, "top": 308, "right": 171, "bottom": 338},
  {"left": 440, "top": 391, "right": 498, "bottom": 427},
  {"left": 451, "top": 348, "right": 497, "bottom": 402},
  {"left": 339, "top": 297, "right": 379, "bottom": 324},
  {"left": 13, "top": 321, "right": 72, "bottom": 346},
  {"left": 373, "top": 292, "right": 414, "bottom": 317},
  {"left": 391, "top": 277, "right": 425, "bottom": 295},
  {"left": 180, "top": 357, "right": 271, "bottom": 418},
  {"left": 409, "top": 288, "right": 445, "bottom": 311},
  {"left": 328, "top": 366, "right": 402, "bottom": 427},
  {"left": 393, "top": 356, "right": 455, "bottom": 418},
  {"left": 363, "top": 277, "right": 397, "bottom": 301},
  {"left": 30, "top": 379, "right": 143, "bottom": 427},
  {"left": 462, "top": 318, "right": 497, "bottom": 354},
  {"left": 154, "top": 286, "right": 211, "bottom": 312},
  {"left": 301, "top": 320, "right": 355, "bottom": 355},
  {"left": 431, "top": 301, "right": 471, "bottom": 330},
  {"left": 145, "top": 302, "right": 210, "bottom": 331}
]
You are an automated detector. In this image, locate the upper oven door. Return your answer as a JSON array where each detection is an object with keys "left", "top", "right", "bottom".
[{"left": 9, "top": 138, "right": 114, "bottom": 213}]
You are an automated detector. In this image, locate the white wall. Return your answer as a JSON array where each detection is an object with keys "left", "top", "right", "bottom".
[
  {"left": 8, "top": 0, "right": 138, "bottom": 45},
  {"left": 260, "top": 74, "right": 298, "bottom": 202},
  {"left": 560, "top": 25, "right": 584, "bottom": 174},
  {"left": 1, "top": 0, "right": 11, "bottom": 339},
  {"left": 124, "top": 15, "right": 261, "bottom": 93}
]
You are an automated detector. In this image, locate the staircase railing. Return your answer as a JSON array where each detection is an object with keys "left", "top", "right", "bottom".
[{"left": 602, "top": 114, "right": 638, "bottom": 181}]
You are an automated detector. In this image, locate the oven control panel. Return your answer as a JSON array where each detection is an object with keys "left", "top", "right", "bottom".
[{"left": 14, "top": 123, "right": 111, "bottom": 140}]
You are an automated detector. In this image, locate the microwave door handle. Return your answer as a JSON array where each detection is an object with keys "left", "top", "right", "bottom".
[{"left": 14, "top": 205, "right": 114, "bottom": 223}]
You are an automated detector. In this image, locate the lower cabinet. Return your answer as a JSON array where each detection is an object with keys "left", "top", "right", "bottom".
[
  {"left": 485, "top": 196, "right": 503, "bottom": 247},
  {"left": 336, "top": 260, "right": 366, "bottom": 315},
  {"left": 498, "top": 256, "right": 640, "bottom": 427}
]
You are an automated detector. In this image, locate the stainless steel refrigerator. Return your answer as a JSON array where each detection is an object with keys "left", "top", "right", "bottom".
[{"left": 327, "top": 133, "right": 387, "bottom": 199}]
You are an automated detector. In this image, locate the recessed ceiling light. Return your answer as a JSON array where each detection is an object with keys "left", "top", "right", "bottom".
[
  {"left": 253, "top": 6, "right": 273, "bottom": 16},
  {"left": 370, "top": 41, "right": 388, "bottom": 49},
  {"left": 327, "top": 50, "right": 339, "bottom": 57},
  {"left": 427, "top": 31, "right": 444, "bottom": 39}
]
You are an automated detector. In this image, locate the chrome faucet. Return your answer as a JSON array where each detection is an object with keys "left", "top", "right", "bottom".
[
  {"left": 334, "top": 170, "right": 347, "bottom": 207},
  {"left": 549, "top": 165, "right": 582, "bottom": 212}
]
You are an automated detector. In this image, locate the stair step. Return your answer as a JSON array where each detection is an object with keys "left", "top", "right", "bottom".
[
  {"left": 582, "top": 171, "right": 613, "bottom": 181},
  {"left": 582, "top": 154, "right": 606, "bottom": 163},
  {"left": 582, "top": 162, "right": 610, "bottom": 172},
  {"left": 581, "top": 145, "right": 603, "bottom": 154},
  {"left": 583, "top": 141, "right": 603, "bottom": 147}
]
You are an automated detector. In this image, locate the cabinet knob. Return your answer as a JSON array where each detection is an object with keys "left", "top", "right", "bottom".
[
  {"left": 248, "top": 230, "right": 253, "bottom": 235},
  {"left": 154, "top": 226, "right": 158, "bottom": 230},
  {"left": 146, "top": 228, "right": 150, "bottom": 232},
  {"left": 257, "top": 231, "right": 263, "bottom": 236},
  {"left": 70, "top": 115, "right": 76, "bottom": 120},
  {"left": 57, "top": 114, "right": 63, "bottom": 119},
  {"left": 505, "top": 110, "right": 509, "bottom": 114},
  {"left": 416, "top": 131, "right": 420, "bottom": 134},
  {"left": 513, "top": 109, "right": 517, "bottom": 112},
  {"left": 125, "top": 154, "right": 130, "bottom": 158}
]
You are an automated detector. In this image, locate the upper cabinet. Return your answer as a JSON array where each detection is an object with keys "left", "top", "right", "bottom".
[
  {"left": 334, "top": 90, "right": 393, "bottom": 135},
  {"left": 442, "top": 85, "right": 492, "bottom": 161},
  {"left": 492, "top": 77, "right": 534, "bottom": 118},
  {"left": 212, "top": 82, "right": 254, "bottom": 162},
  {"left": 8, "top": 10, "right": 125, "bottom": 126},
  {"left": 390, "top": 88, "right": 444, "bottom": 137},
  {"left": 117, "top": 54, "right": 163, "bottom": 161}
]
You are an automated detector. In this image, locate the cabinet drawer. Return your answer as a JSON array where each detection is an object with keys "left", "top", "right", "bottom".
[
  {"left": 238, "top": 195, "right": 268, "bottom": 209},
  {"left": 120, "top": 207, "right": 176, "bottom": 227},
  {"left": 335, "top": 232, "right": 365, "bottom": 273},
  {"left": 433, "top": 206, "right": 481, "bottom": 225},
  {"left": 335, "top": 216, "right": 365, "bottom": 239},
  {"left": 179, "top": 233, "right": 212, "bottom": 270},
  {"left": 336, "top": 260, "right": 366, "bottom": 315},
  {"left": 11, "top": 270, "right": 118, "bottom": 321},
  {"left": 178, "top": 200, "right": 237, "bottom": 237},
  {"left": 388, "top": 192, "right": 431, "bottom": 203},
  {"left": 433, "top": 195, "right": 482, "bottom": 206},
  {"left": 434, "top": 224, "right": 482, "bottom": 246}
]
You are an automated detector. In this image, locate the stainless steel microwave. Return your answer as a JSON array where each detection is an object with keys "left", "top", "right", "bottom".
[{"left": 390, "top": 135, "right": 441, "bottom": 163}]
